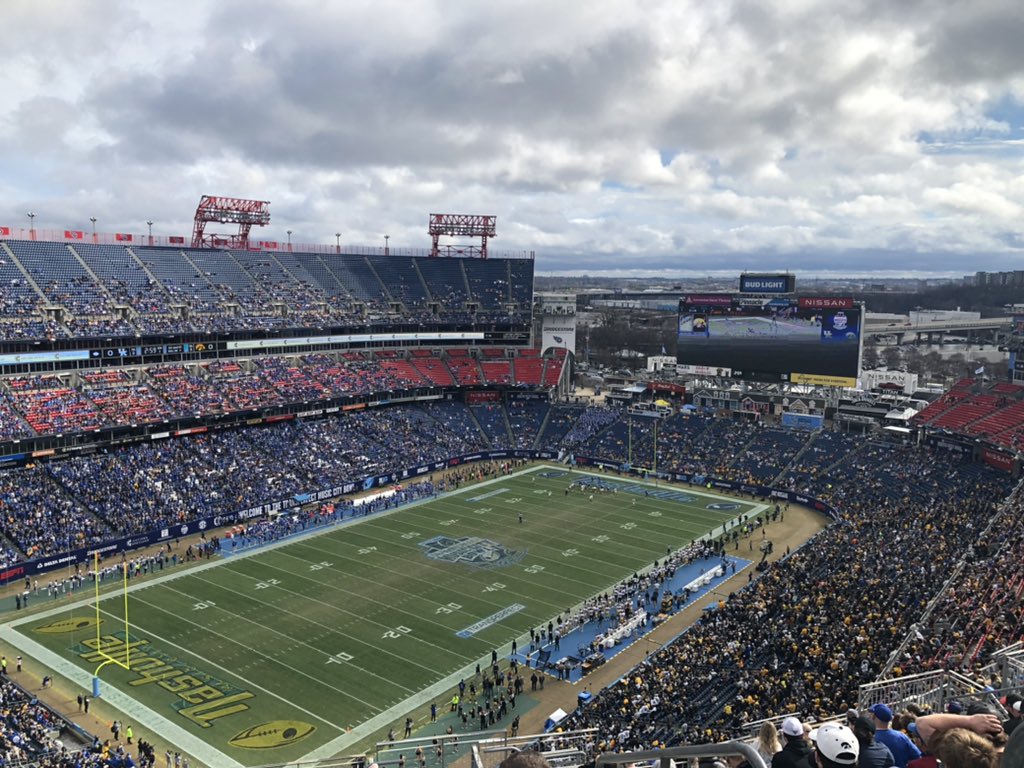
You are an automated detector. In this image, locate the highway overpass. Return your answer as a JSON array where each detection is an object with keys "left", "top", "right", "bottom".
[{"left": 864, "top": 317, "right": 1012, "bottom": 344}]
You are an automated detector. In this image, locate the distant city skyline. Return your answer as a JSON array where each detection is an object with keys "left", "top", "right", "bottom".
[{"left": 2, "top": 0, "right": 1022, "bottom": 276}]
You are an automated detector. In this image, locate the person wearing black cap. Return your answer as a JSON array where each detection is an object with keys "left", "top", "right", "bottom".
[
  {"left": 852, "top": 714, "right": 895, "bottom": 768},
  {"left": 870, "top": 704, "right": 920, "bottom": 768},
  {"left": 772, "top": 717, "right": 814, "bottom": 768},
  {"left": 809, "top": 723, "right": 860, "bottom": 768}
]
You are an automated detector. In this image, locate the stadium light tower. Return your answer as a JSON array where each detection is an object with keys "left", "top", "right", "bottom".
[
  {"left": 384, "top": 234, "right": 390, "bottom": 256},
  {"left": 90, "top": 216, "right": 97, "bottom": 241},
  {"left": 335, "top": 232, "right": 341, "bottom": 253},
  {"left": 27, "top": 212, "right": 35, "bottom": 239},
  {"left": 287, "top": 229, "right": 292, "bottom": 251},
  {"left": 146, "top": 220, "right": 153, "bottom": 244},
  {"left": 428, "top": 213, "right": 496, "bottom": 258},
  {"left": 191, "top": 195, "right": 271, "bottom": 250}
]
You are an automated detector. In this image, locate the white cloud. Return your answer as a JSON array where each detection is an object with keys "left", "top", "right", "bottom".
[{"left": 0, "top": 0, "right": 1022, "bottom": 275}]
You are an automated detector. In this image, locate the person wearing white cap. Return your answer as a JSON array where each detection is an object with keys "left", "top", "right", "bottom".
[
  {"left": 809, "top": 723, "right": 860, "bottom": 768},
  {"left": 1006, "top": 694, "right": 1023, "bottom": 736},
  {"left": 772, "top": 716, "right": 814, "bottom": 768}
]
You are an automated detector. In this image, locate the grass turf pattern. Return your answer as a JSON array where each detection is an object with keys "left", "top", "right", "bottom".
[{"left": 15, "top": 467, "right": 758, "bottom": 766}]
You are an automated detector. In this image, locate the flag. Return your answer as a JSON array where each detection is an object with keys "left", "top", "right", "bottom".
[
  {"left": 975, "top": 366, "right": 985, "bottom": 375},
  {"left": 115, "top": 233, "right": 133, "bottom": 242},
  {"left": 64, "top": 230, "right": 84, "bottom": 240},
  {"left": 661, "top": 345, "right": 667, "bottom": 355}
]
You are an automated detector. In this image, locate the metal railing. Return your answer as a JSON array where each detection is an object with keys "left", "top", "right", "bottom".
[
  {"left": 858, "top": 668, "right": 995, "bottom": 714},
  {"left": 988, "top": 640, "right": 1024, "bottom": 688},
  {"left": 473, "top": 729, "right": 599, "bottom": 768},
  {"left": 249, "top": 757, "right": 365, "bottom": 768},
  {"left": 375, "top": 728, "right": 508, "bottom": 768},
  {"left": 595, "top": 740, "right": 766, "bottom": 768}
]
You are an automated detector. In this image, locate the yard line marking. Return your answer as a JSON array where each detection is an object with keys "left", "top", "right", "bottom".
[
  {"left": 171, "top": 575, "right": 418, "bottom": 693},
  {"left": 9, "top": 463, "right": 769, "bottom": 765},
  {"left": 357, "top": 483, "right": 732, "bottom": 575},
  {"left": 272, "top": 537, "right": 574, "bottom": 612},
  {"left": 217, "top": 561, "right": 469, "bottom": 665},
  {"left": 109, "top": 598, "right": 371, "bottom": 720}
]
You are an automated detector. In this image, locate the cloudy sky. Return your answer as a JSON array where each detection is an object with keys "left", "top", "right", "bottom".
[{"left": 2, "top": 0, "right": 1023, "bottom": 276}]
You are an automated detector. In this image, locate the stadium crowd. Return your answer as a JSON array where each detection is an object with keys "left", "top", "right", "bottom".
[
  {"left": 0, "top": 241, "right": 533, "bottom": 341},
  {"left": 0, "top": 350, "right": 567, "bottom": 439},
  {"left": 0, "top": 395, "right": 1021, "bottom": 763},
  {"left": 561, "top": 439, "right": 1017, "bottom": 751}
]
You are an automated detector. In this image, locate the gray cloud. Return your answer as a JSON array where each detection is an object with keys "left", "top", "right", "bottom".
[{"left": 0, "top": 0, "right": 1022, "bottom": 276}]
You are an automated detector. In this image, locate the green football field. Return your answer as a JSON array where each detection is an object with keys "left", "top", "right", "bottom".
[{"left": 7, "top": 466, "right": 763, "bottom": 767}]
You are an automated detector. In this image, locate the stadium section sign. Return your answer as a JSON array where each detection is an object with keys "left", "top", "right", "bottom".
[{"left": 677, "top": 295, "right": 862, "bottom": 386}]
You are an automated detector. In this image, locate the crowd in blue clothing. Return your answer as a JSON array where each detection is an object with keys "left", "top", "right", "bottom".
[
  {"left": 0, "top": 242, "right": 532, "bottom": 341},
  {"left": 228, "top": 480, "right": 439, "bottom": 550},
  {"left": 0, "top": 403, "right": 1016, "bottom": 579},
  {"left": 0, "top": 402, "right": 1021, "bottom": 765},
  {"left": 1, "top": 400, "right": 536, "bottom": 566}
]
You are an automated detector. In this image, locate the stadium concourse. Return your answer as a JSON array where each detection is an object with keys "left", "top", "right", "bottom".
[{"left": 0, "top": 239, "right": 1021, "bottom": 766}]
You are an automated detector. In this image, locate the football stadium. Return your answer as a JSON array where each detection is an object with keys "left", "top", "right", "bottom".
[{"left": 0, "top": 211, "right": 1021, "bottom": 768}]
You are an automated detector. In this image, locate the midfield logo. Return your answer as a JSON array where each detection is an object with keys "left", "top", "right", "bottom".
[{"left": 420, "top": 536, "right": 526, "bottom": 569}]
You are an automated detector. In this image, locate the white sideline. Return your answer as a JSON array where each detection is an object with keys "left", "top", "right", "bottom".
[
  {"left": 5, "top": 464, "right": 766, "bottom": 767},
  {"left": 0, "top": 625, "right": 244, "bottom": 768},
  {"left": 294, "top": 465, "right": 768, "bottom": 763}
]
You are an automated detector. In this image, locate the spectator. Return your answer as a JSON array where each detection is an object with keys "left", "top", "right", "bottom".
[
  {"left": 912, "top": 711, "right": 1003, "bottom": 754},
  {"left": 929, "top": 728, "right": 1000, "bottom": 768},
  {"left": 905, "top": 722, "right": 936, "bottom": 768},
  {"left": 498, "top": 752, "right": 551, "bottom": 768},
  {"left": 1003, "top": 723, "right": 1024, "bottom": 768},
  {"left": 810, "top": 723, "right": 860, "bottom": 767},
  {"left": 1005, "top": 694, "right": 1023, "bottom": 736},
  {"left": 869, "top": 705, "right": 921, "bottom": 768},
  {"left": 756, "top": 720, "right": 782, "bottom": 765},
  {"left": 852, "top": 714, "right": 894, "bottom": 768},
  {"left": 772, "top": 717, "right": 813, "bottom": 768}
]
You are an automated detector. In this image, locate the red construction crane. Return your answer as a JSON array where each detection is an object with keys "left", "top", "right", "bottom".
[
  {"left": 191, "top": 195, "right": 271, "bottom": 249},
  {"left": 428, "top": 213, "right": 496, "bottom": 258}
]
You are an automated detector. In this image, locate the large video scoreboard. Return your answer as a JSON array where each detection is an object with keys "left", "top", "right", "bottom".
[{"left": 677, "top": 295, "right": 862, "bottom": 386}]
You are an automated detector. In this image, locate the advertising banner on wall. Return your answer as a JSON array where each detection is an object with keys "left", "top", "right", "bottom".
[{"left": 541, "top": 316, "right": 576, "bottom": 355}]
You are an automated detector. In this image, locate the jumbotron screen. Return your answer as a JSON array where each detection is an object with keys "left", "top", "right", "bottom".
[{"left": 677, "top": 295, "right": 862, "bottom": 386}]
